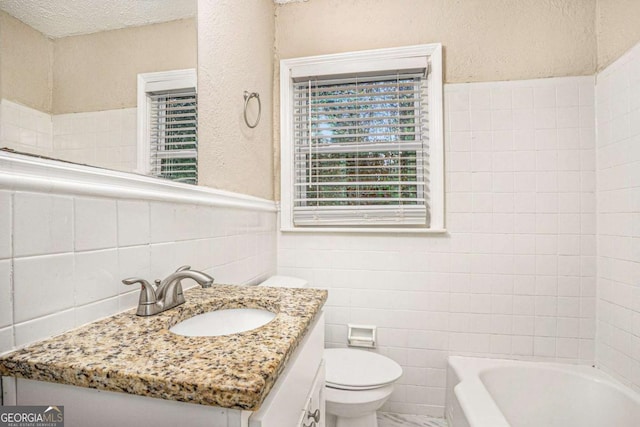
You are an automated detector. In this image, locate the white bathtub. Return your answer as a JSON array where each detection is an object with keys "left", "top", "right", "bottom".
[{"left": 446, "top": 356, "right": 640, "bottom": 427}]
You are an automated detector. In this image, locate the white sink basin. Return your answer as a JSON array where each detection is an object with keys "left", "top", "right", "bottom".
[{"left": 169, "top": 308, "right": 276, "bottom": 337}]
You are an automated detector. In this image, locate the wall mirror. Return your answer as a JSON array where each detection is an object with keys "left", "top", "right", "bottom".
[{"left": 0, "top": 0, "right": 197, "bottom": 182}]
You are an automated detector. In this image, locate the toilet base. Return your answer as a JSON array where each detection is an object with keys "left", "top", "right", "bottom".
[
  {"left": 336, "top": 412, "right": 378, "bottom": 427},
  {"left": 326, "top": 384, "right": 393, "bottom": 427}
]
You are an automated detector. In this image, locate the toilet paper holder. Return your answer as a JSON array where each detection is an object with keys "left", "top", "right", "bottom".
[{"left": 348, "top": 324, "right": 376, "bottom": 348}]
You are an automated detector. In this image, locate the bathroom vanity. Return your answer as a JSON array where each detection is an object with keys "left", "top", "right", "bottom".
[{"left": 0, "top": 285, "right": 327, "bottom": 427}]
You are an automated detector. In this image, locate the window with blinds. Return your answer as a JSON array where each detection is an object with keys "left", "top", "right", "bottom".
[
  {"left": 292, "top": 72, "right": 429, "bottom": 226},
  {"left": 280, "top": 45, "right": 444, "bottom": 232},
  {"left": 148, "top": 88, "right": 198, "bottom": 184}
]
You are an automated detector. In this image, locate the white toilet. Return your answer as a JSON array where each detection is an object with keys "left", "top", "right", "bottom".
[{"left": 259, "top": 276, "right": 403, "bottom": 427}]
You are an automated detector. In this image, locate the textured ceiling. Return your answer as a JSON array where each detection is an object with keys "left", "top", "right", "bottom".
[{"left": 0, "top": 0, "right": 197, "bottom": 38}]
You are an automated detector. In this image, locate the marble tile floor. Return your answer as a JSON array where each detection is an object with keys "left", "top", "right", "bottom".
[{"left": 378, "top": 412, "right": 448, "bottom": 427}]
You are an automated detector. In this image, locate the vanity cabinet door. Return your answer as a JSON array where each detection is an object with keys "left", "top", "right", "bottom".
[
  {"left": 249, "top": 313, "right": 325, "bottom": 427},
  {"left": 299, "top": 361, "right": 325, "bottom": 427}
]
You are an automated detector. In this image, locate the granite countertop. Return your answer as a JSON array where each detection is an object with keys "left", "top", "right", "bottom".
[{"left": 0, "top": 284, "right": 327, "bottom": 411}]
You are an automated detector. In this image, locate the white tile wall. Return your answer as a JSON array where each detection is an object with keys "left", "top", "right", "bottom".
[
  {"left": 0, "top": 100, "right": 53, "bottom": 157},
  {"left": 13, "top": 309, "right": 77, "bottom": 348},
  {"left": 74, "top": 198, "right": 118, "bottom": 251},
  {"left": 595, "top": 40, "right": 640, "bottom": 393},
  {"left": 0, "top": 328, "right": 12, "bottom": 352},
  {"left": 0, "top": 190, "right": 277, "bottom": 355},
  {"left": 117, "top": 200, "right": 150, "bottom": 247},
  {"left": 0, "top": 260, "right": 12, "bottom": 328},
  {"left": 0, "top": 100, "right": 137, "bottom": 173},
  {"left": 278, "top": 76, "right": 597, "bottom": 417},
  {"left": 13, "top": 253, "right": 75, "bottom": 323},
  {"left": 74, "top": 249, "right": 120, "bottom": 306},
  {"left": 13, "top": 193, "right": 74, "bottom": 257},
  {"left": 52, "top": 108, "right": 137, "bottom": 172},
  {"left": 0, "top": 192, "right": 11, "bottom": 259}
]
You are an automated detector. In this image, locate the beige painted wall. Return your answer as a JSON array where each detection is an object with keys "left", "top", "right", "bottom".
[
  {"left": 596, "top": 0, "right": 640, "bottom": 70},
  {"left": 197, "top": 0, "right": 275, "bottom": 200},
  {"left": 272, "top": 0, "right": 598, "bottom": 200},
  {"left": 53, "top": 18, "right": 196, "bottom": 114},
  {"left": 275, "top": 0, "right": 598, "bottom": 83},
  {"left": 5, "top": 1, "right": 640, "bottom": 200},
  {"left": 0, "top": 11, "right": 53, "bottom": 113}
]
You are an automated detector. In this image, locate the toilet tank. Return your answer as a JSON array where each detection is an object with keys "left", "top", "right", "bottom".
[{"left": 259, "top": 276, "right": 309, "bottom": 288}]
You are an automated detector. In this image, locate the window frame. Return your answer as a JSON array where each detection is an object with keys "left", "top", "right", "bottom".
[
  {"left": 279, "top": 44, "right": 445, "bottom": 233},
  {"left": 136, "top": 69, "right": 197, "bottom": 181}
]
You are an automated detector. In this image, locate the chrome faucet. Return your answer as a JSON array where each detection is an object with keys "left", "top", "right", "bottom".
[{"left": 123, "top": 265, "right": 214, "bottom": 316}]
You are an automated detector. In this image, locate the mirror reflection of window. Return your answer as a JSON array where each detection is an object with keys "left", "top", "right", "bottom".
[
  {"left": 138, "top": 70, "right": 198, "bottom": 185},
  {"left": 0, "top": 1, "right": 196, "bottom": 178}
]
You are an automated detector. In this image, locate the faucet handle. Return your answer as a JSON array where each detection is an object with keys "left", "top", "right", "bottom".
[
  {"left": 175, "top": 265, "right": 191, "bottom": 272},
  {"left": 122, "top": 278, "right": 157, "bottom": 305}
]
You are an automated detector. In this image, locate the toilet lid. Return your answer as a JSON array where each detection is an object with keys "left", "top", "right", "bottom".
[{"left": 324, "top": 349, "right": 402, "bottom": 390}]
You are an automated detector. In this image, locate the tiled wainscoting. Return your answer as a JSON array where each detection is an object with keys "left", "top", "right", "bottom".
[
  {"left": 595, "top": 41, "right": 640, "bottom": 393},
  {"left": 0, "top": 100, "right": 137, "bottom": 172},
  {"left": 0, "top": 180, "right": 277, "bottom": 354},
  {"left": 278, "top": 75, "right": 597, "bottom": 416},
  {"left": 52, "top": 108, "right": 138, "bottom": 172},
  {"left": 0, "top": 100, "right": 52, "bottom": 157}
]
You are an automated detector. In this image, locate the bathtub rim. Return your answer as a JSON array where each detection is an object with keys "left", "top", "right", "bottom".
[{"left": 448, "top": 356, "right": 640, "bottom": 427}]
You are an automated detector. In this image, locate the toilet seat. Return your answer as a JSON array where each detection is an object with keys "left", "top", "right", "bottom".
[{"left": 325, "top": 348, "right": 402, "bottom": 391}]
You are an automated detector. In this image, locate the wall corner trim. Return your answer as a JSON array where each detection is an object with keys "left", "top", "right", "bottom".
[{"left": 0, "top": 152, "right": 277, "bottom": 212}]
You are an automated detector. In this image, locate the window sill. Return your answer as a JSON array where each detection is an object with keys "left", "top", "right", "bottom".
[{"left": 280, "top": 226, "right": 447, "bottom": 234}]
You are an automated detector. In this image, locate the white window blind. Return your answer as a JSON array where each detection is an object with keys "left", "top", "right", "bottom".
[
  {"left": 292, "top": 71, "right": 429, "bottom": 226},
  {"left": 148, "top": 88, "right": 198, "bottom": 184}
]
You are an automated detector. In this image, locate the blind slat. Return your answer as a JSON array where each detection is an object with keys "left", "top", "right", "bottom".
[
  {"left": 296, "top": 123, "right": 422, "bottom": 133},
  {"left": 151, "top": 105, "right": 197, "bottom": 113},
  {"left": 149, "top": 95, "right": 197, "bottom": 102},
  {"left": 293, "top": 205, "right": 427, "bottom": 226},
  {"left": 152, "top": 149, "right": 197, "bottom": 159},
  {"left": 293, "top": 72, "right": 425, "bottom": 87},
  {"left": 293, "top": 90, "right": 422, "bottom": 101},
  {"left": 294, "top": 141, "right": 424, "bottom": 152},
  {"left": 293, "top": 98, "right": 422, "bottom": 109},
  {"left": 293, "top": 106, "right": 421, "bottom": 117}
]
